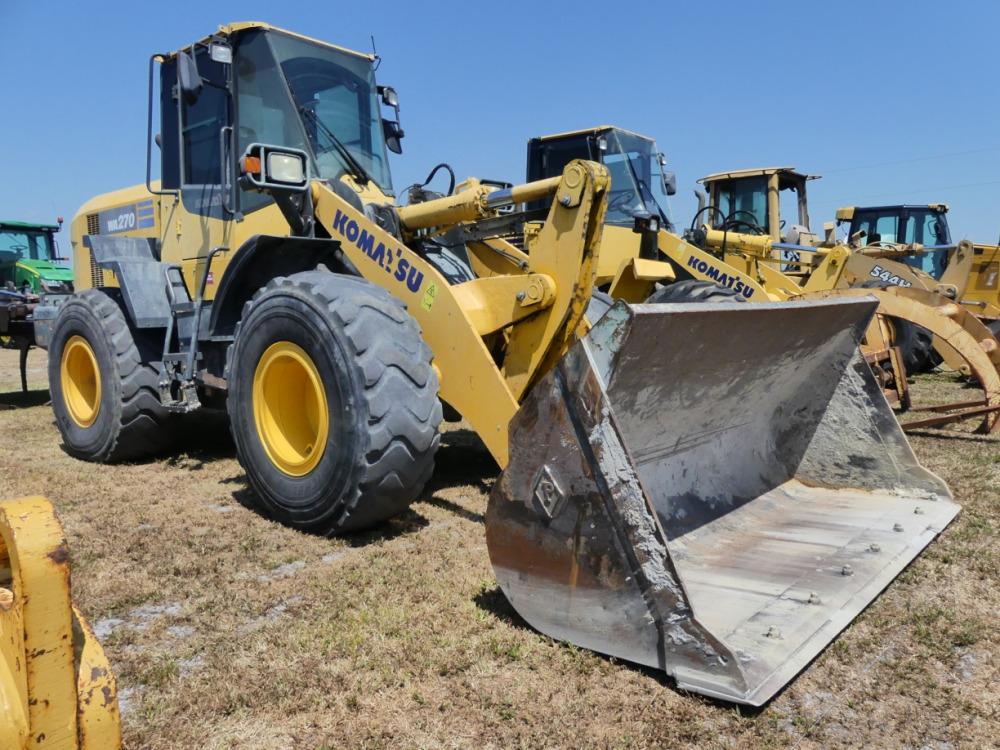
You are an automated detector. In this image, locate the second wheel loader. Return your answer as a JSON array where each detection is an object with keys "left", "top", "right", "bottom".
[
  {"left": 34, "top": 24, "right": 959, "bottom": 705},
  {"left": 517, "top": 125, "right": 1000, "bottom": 432}
]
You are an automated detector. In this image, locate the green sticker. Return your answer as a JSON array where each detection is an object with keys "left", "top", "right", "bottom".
[{"left": 421, "top": 282, "right": 438, "bottom": 311}]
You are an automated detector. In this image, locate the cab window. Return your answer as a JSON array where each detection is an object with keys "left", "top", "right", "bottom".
[{"left": 716, "top": 177, "right": 768, "bottom": 231}]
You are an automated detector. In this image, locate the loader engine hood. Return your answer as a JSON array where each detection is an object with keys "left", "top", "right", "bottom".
[{"left": 487, "top": 296, "right": 958, "bottom": 705}]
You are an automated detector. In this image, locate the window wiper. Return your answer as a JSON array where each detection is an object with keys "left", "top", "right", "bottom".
[{"left": 298, "top": 104, "right": 372, "bottom": 187}]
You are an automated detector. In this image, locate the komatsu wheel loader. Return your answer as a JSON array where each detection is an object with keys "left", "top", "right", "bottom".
[
  {"left": 33, "top": 24, "right": 959, "bottom": 705},
  {"left": 520, "top": 127, "right": 1000, "bottom": 431},
  {"left": 0, "top": 497, "right": 121, "bottom": 749},
  {"left": 520, "top": 125, "right": 1000, "bottom": 430}
]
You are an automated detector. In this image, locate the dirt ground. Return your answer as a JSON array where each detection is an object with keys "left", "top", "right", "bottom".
[{"left": 0, "top": 346, "right": 996, "bottom": 750}]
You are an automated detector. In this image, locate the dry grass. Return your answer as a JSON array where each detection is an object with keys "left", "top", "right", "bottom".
[{"left": 0, "top": 347, "right": 996, "bottom": 750}]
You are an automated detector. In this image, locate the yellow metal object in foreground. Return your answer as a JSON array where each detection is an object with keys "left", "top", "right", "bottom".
[
  {"left": 60, "top": 336, "right": 101, "bottom": 428},
  {"left": 253, "top": 341, "right": 330, "bottom": 477},
  {"left": 0, "top": 497, "right": 121, "bottom": 750}
]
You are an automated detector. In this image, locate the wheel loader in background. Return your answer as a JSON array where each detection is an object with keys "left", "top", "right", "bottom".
[
  {"left": 0, "top": 497, "right": 121, "bottom": 749},
  {"left": 31, "top": 23, "right": 960, "bottom": 705},
  {"left": 695, "top": 166, "right": 1000, "bottom": 430},
  {"left": 520, "top": 127, "right": 1000, "bottom": 432}
]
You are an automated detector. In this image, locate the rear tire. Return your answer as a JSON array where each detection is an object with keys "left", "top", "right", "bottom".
[
  {"left": 48, "top": 289, "right": 172, "bottom": 462},
  {"left": 226, "top": 271, "right": 441, "bottom": 535},
  {"left": 645, "top": 279, "right": 746, "bottom": 304}
]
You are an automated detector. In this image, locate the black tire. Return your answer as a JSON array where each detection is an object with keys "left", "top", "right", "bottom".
[
  {"left": 226, "top": 271, "right": 441, "bottom": 535},
  {"left": 645, "top": 279, "right": 746, "bottom": 304},
  {"left": 857, "top": 280, "right": 937, "bottom": 374},
  {"left": 48, "top": 289, "right": 172, "bottom": 462}
]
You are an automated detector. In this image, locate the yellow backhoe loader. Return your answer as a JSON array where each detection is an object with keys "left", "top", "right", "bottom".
[
  {"left": 0, "top": 497, "right": 121, "bottom": 749},
  {"left": 31, "top": 25, "right": 960, "bottom": 705},
  {"left": 518, "top": 126, "right": 1000, "bottom": 432},
  {"left": 835, "top": 202, "right": 1000, "bottom": 329}
]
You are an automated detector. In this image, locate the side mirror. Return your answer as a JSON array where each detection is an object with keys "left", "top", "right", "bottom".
[
  {"left": 177, "top": 50, "right": 202, "bottom": 105},
  {"left": 377, "top": 84, "right": 404, "bottom": 154},
  {"left": 662, "top": 170, "right": 677, "bottom": 197},
  {"left": 383, "top": 119, "right": 404, "bottom": 155},
  {"left": 379, "top": 85, "right": 399, "bottom": 108}
]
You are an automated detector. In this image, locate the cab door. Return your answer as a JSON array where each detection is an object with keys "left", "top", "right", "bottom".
[{"left": 157, "top": 46, "right": 235, "bottom": 301}]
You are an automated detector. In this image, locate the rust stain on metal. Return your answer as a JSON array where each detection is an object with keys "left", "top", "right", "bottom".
[{"left": 46, "top": 544, "right": 70, "bottom": 565}]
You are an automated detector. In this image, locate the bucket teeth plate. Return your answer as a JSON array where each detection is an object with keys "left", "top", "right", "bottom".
[{"left": 486, "top": 298, "right": 958, "bottom": 705}]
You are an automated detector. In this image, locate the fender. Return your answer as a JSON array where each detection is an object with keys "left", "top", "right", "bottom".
[{"left": 207, "top": 234, "right": 352, "bottom": 338}]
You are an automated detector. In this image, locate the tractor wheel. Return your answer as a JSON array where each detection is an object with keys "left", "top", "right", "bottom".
[
  {"left": 645, "top": 279, "right": 746, "bottom": 303},
  {"left": 226, "top": 271, "right": 441, "bottom": 535},
  {"left": 858, "top": 281, "right": 937, "bottom": 374},
  {"left": 48, "top": 289, "right": 172, "bottom": 462}
]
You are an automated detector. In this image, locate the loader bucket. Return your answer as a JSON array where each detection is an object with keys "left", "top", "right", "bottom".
[{"left": 486, "top": 297, "right": 958, "bottom": 706}]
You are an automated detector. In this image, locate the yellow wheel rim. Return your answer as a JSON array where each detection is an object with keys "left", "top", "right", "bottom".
[
  {"left": 252, "top": 341, "right": 330, "bottom": 477},
  {"left": 60, "top": 335, "right": 102, "bottom": 428}
]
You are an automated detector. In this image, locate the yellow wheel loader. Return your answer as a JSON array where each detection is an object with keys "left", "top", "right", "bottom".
[
  {"left": 30, "top": 25, "right": 960, "bottom": 705},
  {"left": 520, "top": 127, "right": 1000, "bottom": 431},
  {"left": 695, "top": 166, "right": 1000, "bottom": 431},
  {"left": 0, "top": 497, "right": 121, "bottom": 749}
]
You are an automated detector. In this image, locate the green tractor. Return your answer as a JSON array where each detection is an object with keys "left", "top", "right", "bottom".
[{"left": 0, "top": 219, "right": 73, "bottom": 297}]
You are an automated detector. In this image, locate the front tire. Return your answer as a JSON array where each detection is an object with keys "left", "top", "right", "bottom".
[
  {"left": 48, "top": 289, "right": 171, "bottom": 462},
  {"left": 226, "top": 271, "right": 441, "bottom": 535}
]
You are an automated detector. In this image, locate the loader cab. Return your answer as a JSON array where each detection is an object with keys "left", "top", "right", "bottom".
[
  {"left": 526, "top": 126, "right": 676, "bottom": 230},
  {"left": 150, "top": 23, "right": 402, "bottom": 225},
  {"left": 836, "top": 204, "right": 952, "bottom": 277},
  {"left": 699, "top": 167, "right": 815, "bottom": 243}
]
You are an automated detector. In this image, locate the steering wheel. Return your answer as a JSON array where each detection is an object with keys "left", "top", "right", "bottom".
[
  {"left": 722, "top": 210, "right": 766, "bottom": 234},
  {"left": 608, "top": 189, "right": 636, "bottom": 212},
  {"left": 721, "top": 212, "right": 767, "bottom": 235},
  {"left": 8, "top": 243, "right": 27, "bottom": 259}
]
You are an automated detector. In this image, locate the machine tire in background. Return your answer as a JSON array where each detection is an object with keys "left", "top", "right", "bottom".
[
  {"left": 645, "top": 279, "right": 746, "bottom": 304},
  {"left": 48, "top": 288, "right": 172, "bottom": 462},
  {"left": 858, "top": 280, "right": 937, "bottom": 373},
  {"left": 226, "top": 271, "right": 441, "bottom": 535}
]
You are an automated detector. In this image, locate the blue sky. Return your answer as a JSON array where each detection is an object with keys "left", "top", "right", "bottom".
[{"left": 2, "top": 0, "right": 999, "bottom": 242}]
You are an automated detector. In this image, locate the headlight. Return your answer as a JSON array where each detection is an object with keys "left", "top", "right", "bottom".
[
  {"left": 267, "top": 152, "right": 306, "bottom": 185},
  {"left": 40, "top": 279, "right": 69, "bottom": 293},
  {"left": 240, "top": 144, "right": 310, "bottom": 193}
]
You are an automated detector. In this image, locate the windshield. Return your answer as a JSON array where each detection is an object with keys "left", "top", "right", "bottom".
[
  {"left": 903, "top": 209, "right": 951, "bottom": 246},
  {"left": 601, "top": 130, "right": 673, "bottom": 227},
  {"left": 852, "top": 208, "right": 951, "bottom": 246},
  {"left": 0, "top": 228, "right": 55, "bottom": 262},
  {"left": 267, "top": 32, "right": 393, "bottom": 193},
  {"left": 714, "top": 177, "right": 768, "bottom": 231}
]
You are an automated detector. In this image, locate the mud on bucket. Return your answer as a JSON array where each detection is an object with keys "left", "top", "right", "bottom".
[{"left": 485, "top": 297, "right": 958, "bottom": 705}]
